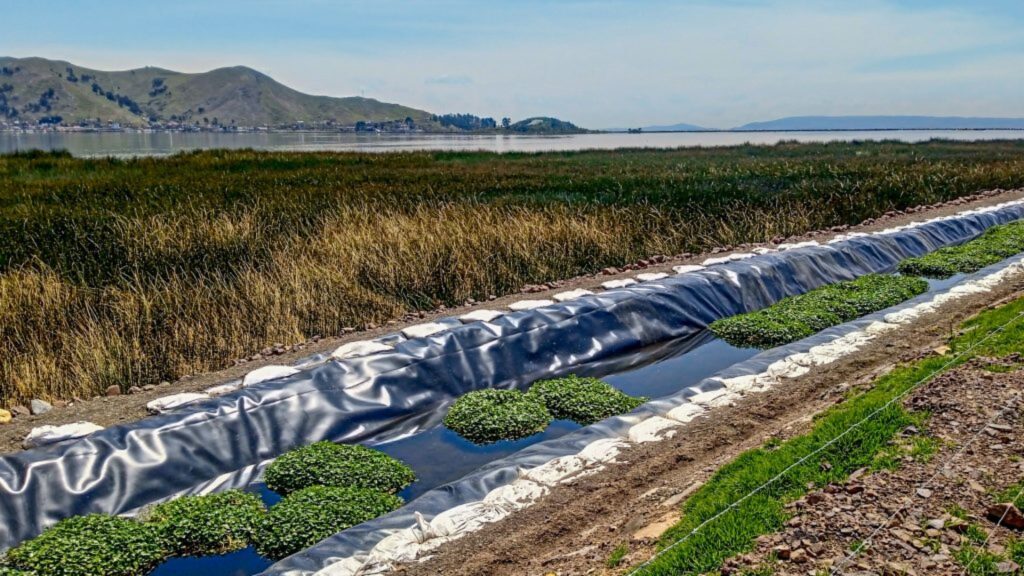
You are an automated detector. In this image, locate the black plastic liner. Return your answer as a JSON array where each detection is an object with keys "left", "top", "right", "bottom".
[
  {"left": 2, "top": 204, "right": 1023, "bottom": 553},
  {"left": 264, "top": 252, "right": 1024, "bottom": 576}
]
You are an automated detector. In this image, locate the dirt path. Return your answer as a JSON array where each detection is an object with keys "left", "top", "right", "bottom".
[
  {"left": 395, "top": 277, "right": 1024, "bottom": 575},
  {"left": 1, "top": 187, "right": 1021, "bottom": 454}
]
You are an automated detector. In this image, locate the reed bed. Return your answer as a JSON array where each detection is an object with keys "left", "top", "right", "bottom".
[{"left": 2, "top": 141, "right": 1024, "bottom": 406}]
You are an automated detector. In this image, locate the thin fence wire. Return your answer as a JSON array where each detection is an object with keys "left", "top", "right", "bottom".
[
  {"left": 961, "top": 464, "right": 1024, "bottom": 574},
  {"left": 829, "top": 393, "right": 1021, "bottom": 574},
  {"left": 626, "top": 306, "right": 1024, "bottom": 576}
]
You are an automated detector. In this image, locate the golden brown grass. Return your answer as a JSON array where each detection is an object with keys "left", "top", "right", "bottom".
[{"left": 1, "top": 142, "right": 1023, "bottom": 405}]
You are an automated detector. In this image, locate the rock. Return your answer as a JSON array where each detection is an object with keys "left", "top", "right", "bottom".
[
  {"left": 987, "top": 503, "right": 1024, "bottom": 530},
  {"left": 916, "top": 487, "right": 933, "bottom": 498},
  {"left": 127, "top": 386, "right": 143, "bottom": 395},
  {"left": 30, "top": 399, "right": 53, "bottom": 415},
  {"left": 11, "top": 405, "right": 30, "bottom": 417},
  {"left": 996, "top": 561, "right": 1020, "bottom": 574},
  {"left": 0, "top": 409, "right": 11, "bottom": 424},
  {"left": 142, "top": 384, "right": 156, "bottom": 391},
  {"left": 925, "top": 518, "right": 945, "bottom": 530},
  {"left": 105, "top": 385, "right": 121, "bottom": 396}
]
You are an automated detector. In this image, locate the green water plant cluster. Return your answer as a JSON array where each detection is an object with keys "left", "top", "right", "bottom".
[
  {"left": 145, "top": 490, "right": 265, "bottom": 556},
  {"left": 898, "top": 221, "right": 1024, "bottom": 278},
  {"left": 709, "top": 273, "right": 928, "bottom": 348},
  {"left": 527, "top": 375, "right": 646, "bottom": 426},
  {"left": 0, "top": 443, "right": 415, "bottom": 573},
  {"left": 253, "top": 442, "right": 412, "bottom": 559},
  {"left": 444, "top": 388, "right": 553, "bottom": 444},
  {"left": 445, "top": 377, "right": 646, "bottom": 444},
  {"left": 2, "top": 514, "right": 165, "bottom": 576},
  {"left": 254, "top": 485, "right": 404, "bottom": 560},
  {"left": 263, "top": 441, "right": 416, "bottom": 496}
]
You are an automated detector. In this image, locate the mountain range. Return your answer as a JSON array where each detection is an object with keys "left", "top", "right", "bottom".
[
  {"left": 0, "top": 56, "right": 437, "bottom": 128},
  {"left": 617, "top": 116, "right": 1024, "bottom": 132}
]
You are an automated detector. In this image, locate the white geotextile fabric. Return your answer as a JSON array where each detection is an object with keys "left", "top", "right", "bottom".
[
  {"left": 146, "top": 393, "right": 209, "bottom": 414},
  {"left": 636, "top": 272, "right": 670, "bottom": 282},
  {"left": 242, "top": 365, "right": 300, "bottom": 387},
  {"left": 400, "top": 323, "right": 449, "bottom": 340},
  {"left": 331, "top": 341, "right": 393, "bottom": 360},
  {"left": 672, "top": 264, "right": 706, "bottom": 274},
  {"left": 601, "top": 278, "right": 638, "bottom": 289},
  {"left": 553, "top": 289, "right": 594, "bottom": 302},
  {"left": 508, "top": 299, "right": 555, "bottom": 311},
  {"left": 23, "top": 422, "right": 104, "bottom": 449},
  {"left": 458, "top": 309, "right": 504, "bottom": 323}
]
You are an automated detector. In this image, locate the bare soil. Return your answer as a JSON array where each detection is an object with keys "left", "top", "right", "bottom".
[
  {"left": 0, "top": 187, "right": 1021, "bottom": 455},
  {"left": 395, "top": 279, "right": 1024, "bottom": 576}
]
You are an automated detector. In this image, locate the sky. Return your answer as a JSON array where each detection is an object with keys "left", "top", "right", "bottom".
[{"left": 6, "top": 0, "right": 1024, "bottom": 129}]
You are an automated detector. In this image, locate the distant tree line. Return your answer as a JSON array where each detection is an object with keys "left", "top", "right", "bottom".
[
  {"left": 431, "top": 113, "right": 498, "bottom": 130},
  {"left": 89, "top": 81, "right": 143, "bottom": 115}
]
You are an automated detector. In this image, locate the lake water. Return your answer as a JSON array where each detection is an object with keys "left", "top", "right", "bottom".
[{"left": 2, "top": 129, "right": 1024, "bottom": 157}]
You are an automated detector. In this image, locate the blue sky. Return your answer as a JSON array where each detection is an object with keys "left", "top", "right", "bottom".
[{"left": 7, "top": 0, "right": 1024, "bottom": 128}]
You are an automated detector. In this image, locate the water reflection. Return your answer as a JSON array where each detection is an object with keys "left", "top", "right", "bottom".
[{"left": 3, "top": 130, "right": 1024, "bottom": 156}]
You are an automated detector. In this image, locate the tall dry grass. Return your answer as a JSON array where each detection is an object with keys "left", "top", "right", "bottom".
[{"left": 2, "top": 142, "right": 1024, "bottom": 405}]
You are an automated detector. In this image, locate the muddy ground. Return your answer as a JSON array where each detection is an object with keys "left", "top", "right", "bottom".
[
  {"left": 395, "top": 277, "right": 1024, "bottom": 575},
  {"left": 2, "top": 187, "right": 1021, "bottom": 453}
]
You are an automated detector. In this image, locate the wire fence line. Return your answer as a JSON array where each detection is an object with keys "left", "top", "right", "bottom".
[
  {"left": 626, "top": 306, "right": 1024, "bottom": 576},
  {"left": 830, "top": 392, "right": 1021, "bottom": 574},
  {"left": 960, "top": 456, "right": 1024, "bottom": 574}
]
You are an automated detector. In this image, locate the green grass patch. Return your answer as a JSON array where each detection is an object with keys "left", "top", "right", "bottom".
[
  {"left": 253, "top": 486, "right": 404, "bottom": 560},
  {"left": 607, "top": 542, "right": 630, "bottom": 568},
  {"left": 898, "top": 221, "right": 1024, "bottom": 278},
  {"left": 444, "top": 388, "right": 552, "bottom": 444},
  {"left": 264, "top": 441, "right": 415, "bottom": 496},
  {"left": 527, "top": 375, "right": 646, "bottom": 426},
  {"left": 956, "top": 539, "right": 1024, "bottom": 576},
  {"left": 631, "top": 293, "right": 1024, "bottom": 575},
  {"left": 2, "top": 515, "right": 164, "bottom": 576},
  {"left": 709, "top": 274, "right": 928, "bottom": 348},
  {"left": 145, "top": 489, "right": 266, "bottom": 556},
  {"left": 994, "top": 481, "right": 1024, "bottom": 509}
]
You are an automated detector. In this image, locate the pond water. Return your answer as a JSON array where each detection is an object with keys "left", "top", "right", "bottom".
[
  {"left": 148, "top": 272, "right": 965, "bottom": 575},
  {"left": 3, "top": 129, "right": 1024, "bottom": 157}
]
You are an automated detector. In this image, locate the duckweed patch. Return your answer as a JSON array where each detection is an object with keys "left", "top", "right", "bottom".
[
  {"left": 3, "top": 515, "right": 164, "bottom": 576},
  {"left": 264, "top": 441, "right": 415, "bottom": 496},
  {"left": 709, "top": 274, "right": 928, "bottom": 348},
  {"left": 253, "top": 486, "right": 404, "bottom": 560},
  {"left": 146, "top": 489, "right": 265, "bottom": 556},
  {"left": 444, "top": 388, "right": 553, "bottom": 444},
  {"left": 899, "top": 221, "right": 1024, "bottom": 278},
  {"left": 527, "top": 375, "right": 646, "bottom": 426}
]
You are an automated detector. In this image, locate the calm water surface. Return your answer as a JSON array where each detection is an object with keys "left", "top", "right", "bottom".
[{"left": 3, "top": 130, "right": 1024, "bottom": 156}]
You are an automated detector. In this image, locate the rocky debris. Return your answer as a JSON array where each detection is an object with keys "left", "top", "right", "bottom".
[
  {"left": 105, "top": 384, "right": 121, "bottom": 396},
  {"left": 10, "top": 405, "right": 30, "bottom": 417},
  {"left": 30, "top": 399, "right": 53, "bottom": 415},
  {"left": 726, "top": 362, "right": 1024, "bottom": 575}
]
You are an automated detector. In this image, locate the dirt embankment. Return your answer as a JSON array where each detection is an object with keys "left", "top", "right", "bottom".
[
  {"left": 2, "top": 188, "right": 1021, "bottom": 454},
  {"left": 724, "top": 358, "right": 1024, "bottom": 576},
  {"left": 396, "top": 281, "right": 1024, "bottom": 576}
]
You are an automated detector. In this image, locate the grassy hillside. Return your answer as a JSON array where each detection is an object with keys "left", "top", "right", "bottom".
[
  {"left": 2, "top": 140, "right": 1024, "bottom": 405},
  {"left": 0, "top": 56, "right": 434, "bottom": 127}
]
